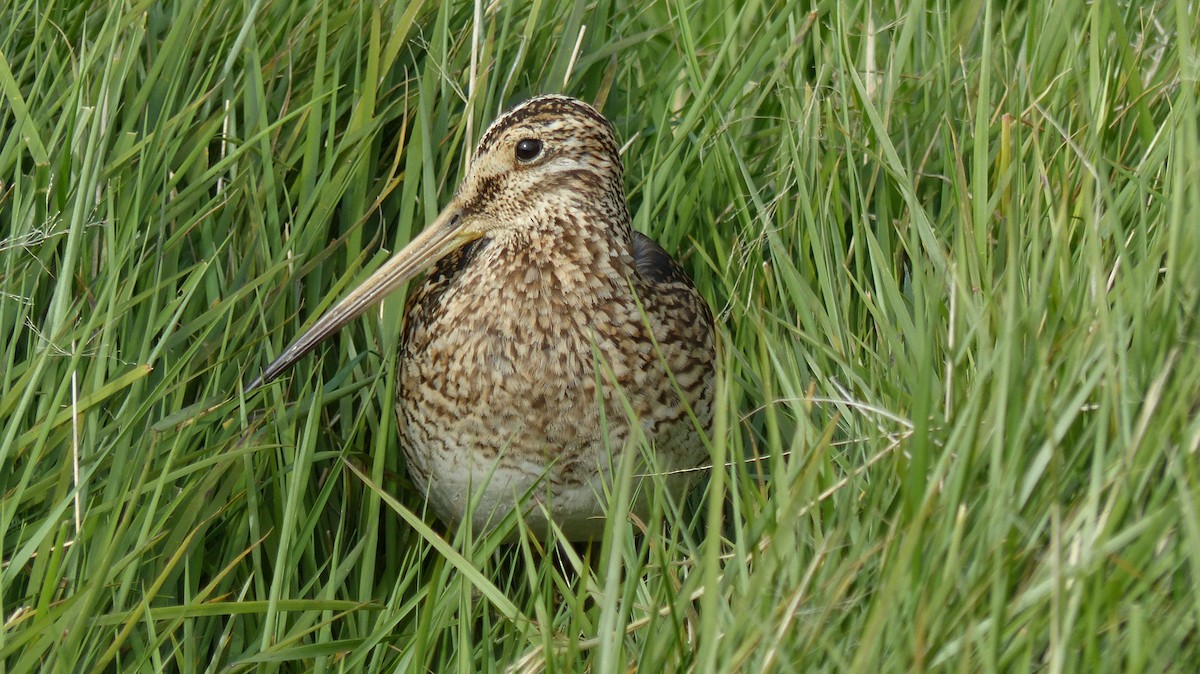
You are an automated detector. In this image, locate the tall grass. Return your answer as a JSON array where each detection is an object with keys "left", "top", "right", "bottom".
[{"left": 2, "top": 0, "right": 1197, "bottom": 671}]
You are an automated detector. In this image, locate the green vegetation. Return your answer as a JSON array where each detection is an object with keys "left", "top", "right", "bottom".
[{"left": 3, "top": 0, "right": 1197, "bottom": 671}]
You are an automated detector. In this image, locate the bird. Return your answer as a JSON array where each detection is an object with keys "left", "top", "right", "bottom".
[{"left": 249, "top": 95, "right": 715, "bottom": 540}]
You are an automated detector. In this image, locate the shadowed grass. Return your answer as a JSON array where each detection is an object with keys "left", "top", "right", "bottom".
[{"left": 2, "top": 0, "right": 1198, "bottom": 671}]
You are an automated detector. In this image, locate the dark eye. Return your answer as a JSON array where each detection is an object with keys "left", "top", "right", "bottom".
[{"left": 514, "top": 138, "right": 543, "bottom": 163}]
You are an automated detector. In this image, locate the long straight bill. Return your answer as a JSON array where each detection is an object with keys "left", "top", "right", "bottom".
[{"left": 246, "top": 204, "right": 476, "bottom": 390}]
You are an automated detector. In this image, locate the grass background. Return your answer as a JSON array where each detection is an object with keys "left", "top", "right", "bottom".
[{"left": 3, "top": 0, "right": 1199, "bottom": 671}]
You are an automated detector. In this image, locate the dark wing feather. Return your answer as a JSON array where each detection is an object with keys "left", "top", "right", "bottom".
[
  {"left": 630, "top": 230, "right": 714, "bottom": 341},
  {"left": 631, "top": 231, "right": 692, "bottom": 285}
]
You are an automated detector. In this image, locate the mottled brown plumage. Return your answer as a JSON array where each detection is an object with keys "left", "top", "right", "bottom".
[{"left": 251, "top": 95, "right": 714, "bottom": 540}]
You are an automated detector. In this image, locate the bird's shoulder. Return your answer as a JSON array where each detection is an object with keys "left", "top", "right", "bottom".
[
  {"left": 629, "top": 230, "right": 714, "bottom": 332},
  {"left": 631, "top": 231, "right": 693, "bottom": 286}
]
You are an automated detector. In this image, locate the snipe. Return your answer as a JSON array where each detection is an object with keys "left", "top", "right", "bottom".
[{"left": 250, "top": 95, "right": 714, "bottom": 540}]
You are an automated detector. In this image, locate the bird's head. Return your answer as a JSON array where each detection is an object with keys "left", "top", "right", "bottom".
[
  {"left": 248, "top": 95, "right": 626, "bottom": 389},
  {"left": 452, "top": 95, "right": 627, "bottom": 238}
]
